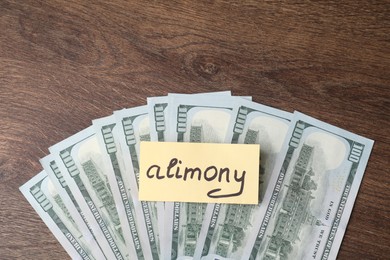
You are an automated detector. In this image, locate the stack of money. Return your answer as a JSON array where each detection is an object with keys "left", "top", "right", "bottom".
[{"left": 20, "top": 91, "right": 373, "bottom": 260}]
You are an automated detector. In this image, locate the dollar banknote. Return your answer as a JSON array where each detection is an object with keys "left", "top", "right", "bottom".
[
  {"left": 240, "top": 111, "right": 374, "bottom": 260},
  {"left": 163, "top": 95, "right": 244, "bottom": 260},
  {"left": 194, "top": 100, "right": 292, "bottom": 259},
  {"left": 20, "top": 171, "right": 105, "bottom": 260},
  {"left": 49, "top": 126, "right": 131, "bottom": 260},
  {"left": 40, "top": 155, "right": 107, "bottom": 258},
  {"left": 93, "top": 114, "right": 159, "bottom": 259},
  {"left": 93, "top": 115, "right": 160, "bottom": 259},
  {"left": 19, "top": 91, "right": 374, "bottom": 260},
  {"left": 113, "top": 106, "right": 163, "bottom": 260},
  {"left": 146, "top": 92, "right": 234, "bottom": 258}
]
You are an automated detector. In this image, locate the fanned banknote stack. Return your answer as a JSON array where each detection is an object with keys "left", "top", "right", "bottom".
[{"left": 20, "top": 91, "right": 374, "bottom": 260}]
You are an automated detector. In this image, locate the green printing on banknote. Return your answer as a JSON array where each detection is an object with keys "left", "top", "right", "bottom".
[
  {"left": 49, "top": 160, "right": 97, "bottom": 239},
  {"left": 53, "top": 192, "right": 76, "bottom": 228},
  {"left": 249, "top": 120, "right": 369, "bottom": 260},
  {"left": 82, "top": 160, "right": 123, "bottom": 240},
  {"left": 199, "top": 106, "right": 268, "bottom": 257},
  {"left": 101, "top": 124, "right": 149, "bottom": 259},
  {"left": 30, "top": 178, "right": 93, "bottom": 260},
  {"left": 153, "top": 103, "right": 168, "bottom": 142},
  {"left": 122, "top": 115, "right": 149, "bottom": 182},
  {"left": 153, "top": 103, "right": 182, "bottom": 259},
  {"left": 171, "top": 104, "right": 234, "bottom": 259},
  {"left": 121, "top": 115, "right": 160, "bottom": 259},
  {"left": 60, "top": 148, "right": 125, "bottom": 260},
  {"left": 203, "top": 128, "right": 257, "bottom": 257}
]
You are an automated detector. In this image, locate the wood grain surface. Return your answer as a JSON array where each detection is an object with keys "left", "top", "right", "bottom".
[{"left": 0, "top": 0, "right": 389, "bottom": 259}]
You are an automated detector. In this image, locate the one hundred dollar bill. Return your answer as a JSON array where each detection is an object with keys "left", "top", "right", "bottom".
[
  {"left": 113, "top": 106, "right": 163, "bottom": 260},
  {"left": 194, "top": 100, "right": 292, "bottom": 259},
  {"left": 163, "top": 95, "right": 243, "bottom": 260},
  {"left": 93, "top": 114, "right": 158, "bottom": 259},
  {"left": 147, "top": 92, "right": 234, "bottom": 259},
  {"left": 40, "top": 155, "right": 107, "bottom": 259},
  {"left": 49, "top": 126, "right": 130, "bottom": 260},
  {"left": 20, "top": 171, "right": 105, "bottom": 260},
  {"left": 241, "top": 111, "right": 374, "bottom": 260}
]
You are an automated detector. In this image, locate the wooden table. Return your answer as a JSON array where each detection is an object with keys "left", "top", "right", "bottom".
[{"left": 1, "top": 1, "right": 389, "bottom": 259}]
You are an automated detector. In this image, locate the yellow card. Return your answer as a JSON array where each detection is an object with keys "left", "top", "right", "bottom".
[{"left": 139, "top": 142, "right": 260, "bottom": 204}]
